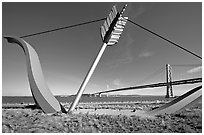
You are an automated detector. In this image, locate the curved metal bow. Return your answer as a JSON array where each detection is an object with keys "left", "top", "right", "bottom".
[{"left": 4, "top": 36, "right": 66, "bottom": 114}]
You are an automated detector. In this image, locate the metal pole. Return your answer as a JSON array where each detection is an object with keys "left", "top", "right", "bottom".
[{"left": 68, "top": 43, "right": 108, "bottom": 112}]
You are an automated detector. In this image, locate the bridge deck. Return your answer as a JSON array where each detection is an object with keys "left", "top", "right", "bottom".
[{"left": 94, "top": 78, "right": 202, "bottom": 95}]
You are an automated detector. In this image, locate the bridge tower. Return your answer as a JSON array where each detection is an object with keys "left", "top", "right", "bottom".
[{"left": 166, "top": 64, "right": 174, "bottom": 98}]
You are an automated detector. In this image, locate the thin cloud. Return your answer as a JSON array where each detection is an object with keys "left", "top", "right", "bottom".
[
  {"left": 118, "top": 33, "right": 134, "bottom": 64},
  {"left": 105, "top": 33, "right": 134, "bottom": 69},
  {"left": 117, "top": 50, "right": 133, "bottom": 64},
  {"left": 128, "top": 3, "right": 146, "bottom": 20},
  {"left": 138, "top": 51, "right": 154, "bottom": 58},
  {"left": 187, "top": 66, "right": 202, "bottom": 74},
  {"left": 113, "top": 79, "right": 123, "bottom": 87},
  {"left": 133, "top": 5, "right": 145, "bottom": 19}
]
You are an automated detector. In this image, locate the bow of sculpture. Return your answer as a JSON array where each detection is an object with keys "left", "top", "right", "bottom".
[{"left": 4, "top": 36, "right": 66, "bottom": 114}]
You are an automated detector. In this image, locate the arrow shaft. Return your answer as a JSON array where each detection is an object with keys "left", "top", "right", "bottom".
[{"left": 68, "top": 43, "right": 108, "bottom": 112}]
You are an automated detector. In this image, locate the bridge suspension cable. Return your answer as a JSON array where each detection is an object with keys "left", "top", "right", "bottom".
[
  {"left": 137, "top": 66, "right": 165, "bottom": 85},
  {"left": 171, "top": 64, "right": 202, "bottom": 67},
  {"left": 127, "top": 19, "right": 202, "bottom": 60},
  {"left": 20, "top": 18, "right": 106, "bottom": 38}
]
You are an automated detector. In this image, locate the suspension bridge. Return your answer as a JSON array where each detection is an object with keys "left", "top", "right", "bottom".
[{"left": 92, "top": 64, "right": 202, "bottom": 98}]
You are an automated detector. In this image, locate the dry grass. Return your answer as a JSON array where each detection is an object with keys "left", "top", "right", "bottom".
[{"left": 2, "top": 102, "right": 202, "bottom": 133}]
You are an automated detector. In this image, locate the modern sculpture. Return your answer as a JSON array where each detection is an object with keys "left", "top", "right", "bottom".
[
  {"left": 147, "top": 85, "right": 202, "bottom": 115},
  {"left": 68, "top": 4, "right": 128, "bottom": 112},
  {"left": 4, "top": 36, "right": 66, "bottom": 114},
  {"left": 4, "top": 4, "right": 201, "bottom": 116}
]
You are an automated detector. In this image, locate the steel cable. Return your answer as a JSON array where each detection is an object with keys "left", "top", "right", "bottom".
[
  {"left": 128, "top": 19, "right": 202, "bottom": 60},
  {"left": 20, "top": 18, "right": 106, "bottom": 38}
]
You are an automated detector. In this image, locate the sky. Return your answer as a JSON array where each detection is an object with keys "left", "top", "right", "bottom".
[{"left": 2, "top": 2, "right": 202, "bottom": 96}]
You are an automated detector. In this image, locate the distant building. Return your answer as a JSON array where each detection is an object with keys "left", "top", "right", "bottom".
[{"left": 101, "top": 93, "right": 108, "bottom": 97}]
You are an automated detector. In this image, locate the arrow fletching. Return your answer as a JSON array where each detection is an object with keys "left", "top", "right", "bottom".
[{"left": 100, "top": 4, "right": 128, "bottom": 46}]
